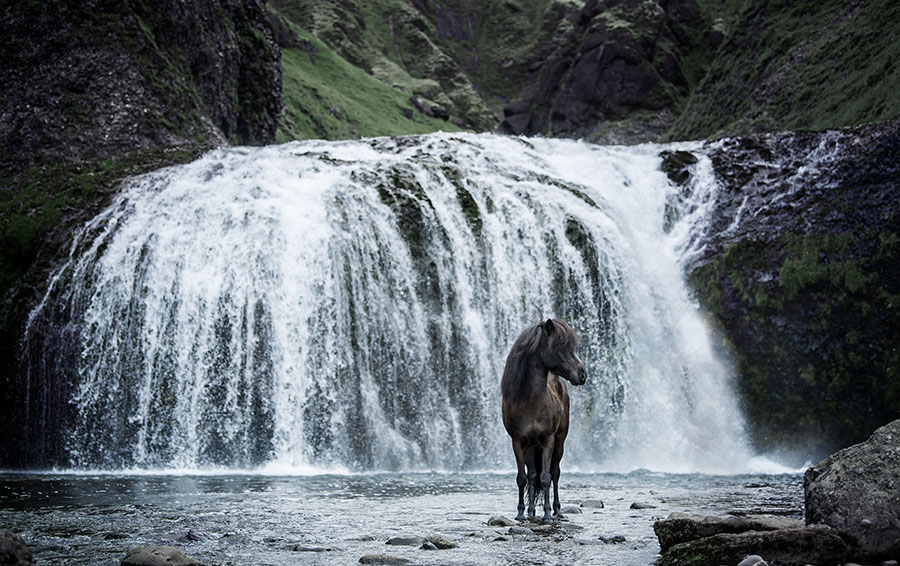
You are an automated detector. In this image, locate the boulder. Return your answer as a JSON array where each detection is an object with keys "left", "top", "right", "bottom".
[
  {"left": 804, "top": 418, "right": 900, "bottom": 561},
  {"left": 0, "top": 531, "right": 32, "bottom": 566},
  {"left": 654, "top": 512, "right": 806, "bottom": 551},
  {"left": 120, "top": 545, "right": 201, "bottom": 566},
  {"left": 656, "top": 525, "right": 847, "bottom": 566}
]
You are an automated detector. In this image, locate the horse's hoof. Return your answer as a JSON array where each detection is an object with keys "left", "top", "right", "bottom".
[
  {"left": 541, "top": 515, "right": 554, "bottom": 524},
  {"left": 514, "top": 514, "right": 526, "bottom": 522}
]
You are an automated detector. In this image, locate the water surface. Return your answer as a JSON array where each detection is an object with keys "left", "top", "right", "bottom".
[{"left": 2, "top": 471, "right": 803, "bottom": 565}]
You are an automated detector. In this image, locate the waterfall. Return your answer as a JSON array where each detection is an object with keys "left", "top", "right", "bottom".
[{"left": 24, "top": 132, "right": 756, "bottom": 473}]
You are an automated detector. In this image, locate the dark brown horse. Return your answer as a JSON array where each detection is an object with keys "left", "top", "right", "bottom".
[{"left": 501, "top": 318, "right": 587, "bottom": 522}]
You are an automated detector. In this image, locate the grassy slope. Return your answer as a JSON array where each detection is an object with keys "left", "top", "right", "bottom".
[
  {"left": 274, "top": 14, "right": 457, "bottom": 142},
  {"left": 669, "top": 0, "right": 900, "bottom": 140}
]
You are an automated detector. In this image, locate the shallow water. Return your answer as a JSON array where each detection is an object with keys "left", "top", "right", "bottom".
[{"left": 1, "top": 471, "right": 803, "bottom": 565}]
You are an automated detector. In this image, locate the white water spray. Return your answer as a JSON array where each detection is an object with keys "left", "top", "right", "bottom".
[{"left": 26, "top": 133, "right": 758, "bottom": 473}]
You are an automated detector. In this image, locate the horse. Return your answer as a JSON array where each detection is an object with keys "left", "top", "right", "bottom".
[{"left": 501, "top": 318, "right": 587, "bottom": 523}]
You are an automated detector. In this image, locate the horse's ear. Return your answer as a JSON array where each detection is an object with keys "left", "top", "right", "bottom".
[{"left": 544, "top": 318, "right": 555, "bottom": 335}]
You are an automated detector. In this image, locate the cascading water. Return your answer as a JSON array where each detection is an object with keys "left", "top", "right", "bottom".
[{"left": 24, "top": 132, "right": 757, "bottom": 473}]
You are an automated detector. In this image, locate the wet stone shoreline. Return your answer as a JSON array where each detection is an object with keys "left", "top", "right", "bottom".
[{"left": 0, "top": 472, "right": 803, "bottom": 565}]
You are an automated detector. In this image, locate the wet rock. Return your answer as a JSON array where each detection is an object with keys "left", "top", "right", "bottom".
[
  {"left": 599, "top": 535, "right": 626, "bottom": 544},
  {"left": 166, "top": 529, "right": 208, "bottom": 543},
  {"left": 560, "top": 505, "right": 582, "bottom": 514},
  {"left": 121, "top": 546, "right": 201, "bottom": 566},
  {"left": 487, "top": 516, "right": 516, "bottom": 526},
  {"left": 359, "top": 554, "right": 410, "bottom": 565},
  {"left": 220, "top": 533, "right": 250, "bottom": 545},
  {"left": 805, "top": 419, "right": 900, "bottom": 562},
  {"left": 425, "top": 535, "right": 457, "bottom": 549},
  {"left": 630, "top": 501, "right": 657, "bottom": 509},
  {"left": 656, "top": 525, "right": 847, "bottom": 566},
  {"left": 420, "top": 542, "right": 438, "bottom": 550},
  {"left": 492, "top": 535, "right": 510, "bottom": 542},
  {"left": 654, "top": 512, "right": 806, "bottom": 551},
  {"left": 292, "top": 544, "right": 335, "bottom": 552},
  {"left": 509, "top": 526, "right": 533, "bottom": 535},
  {"left": 580, "top": 499, "right": 604, "bottom": 509},
  {"left": 736, "top": 555, "right": 767, "bottom": 566},
  {"left": 385, "top": 535, "right": 425, "bottom": 546},
  {"left": 0, "top": 531, "right": 32, "bottom": 566}
]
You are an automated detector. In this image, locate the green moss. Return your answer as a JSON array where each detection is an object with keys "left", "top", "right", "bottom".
[{"left": 272, "top": 11, "right": 457, "bottom": 141}]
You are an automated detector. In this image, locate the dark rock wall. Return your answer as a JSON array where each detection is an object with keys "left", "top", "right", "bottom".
[
  {"left": 687, "top": 121, "right": 900, "bottom": 460},
  {"left": 500, "top": 0, "right": 709, "bottom": 143}
]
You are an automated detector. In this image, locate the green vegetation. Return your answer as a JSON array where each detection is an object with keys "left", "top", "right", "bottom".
[
  {"left": 669, "top": 0, "right": 900, "bottom": 139},
  {"left": 273, "top": 14, "right": 457, "bottom": 142}
]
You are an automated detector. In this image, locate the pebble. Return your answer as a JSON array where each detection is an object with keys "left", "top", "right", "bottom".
[
  {"left": 580, "top": 499, "right": 604, "bottom": 508},
  {"left": 359, "top": 554, "right": 410, "bottom": 565},
  {"left": 386, "top": 535, "right": 425, "bottom": 546}
]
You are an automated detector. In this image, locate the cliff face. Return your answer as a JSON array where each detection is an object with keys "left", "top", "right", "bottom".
[
  {"left": 685, "top": 121, "right": 900, "bottom": 459},
  {"left": 0, "top": 0, "right": 283, "bottom": 467}
]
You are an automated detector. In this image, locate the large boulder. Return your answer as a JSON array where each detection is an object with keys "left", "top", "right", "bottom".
[
  {"left": 0, "top": 531, "right": 32, "bottom": 566},
  {"left": 656, "top": 525, "right": 847, "bottom": 566},
  {"left": 653, "top": 512, "right": 805, "bottom": 552},
  {"left": 804, "top": 418, "right": 900, "bottom": 561}
]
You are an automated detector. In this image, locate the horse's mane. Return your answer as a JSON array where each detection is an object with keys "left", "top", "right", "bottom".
[{"left": 501, "top": 318, "right": 578, "bottom": 400}]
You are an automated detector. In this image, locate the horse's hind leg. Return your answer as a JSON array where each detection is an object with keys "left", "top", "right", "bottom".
[
  {"left": 512, "top": 440, "right": 528, "bottom": 521},
  {"left": 525, "top": 446, "right": 538, "bottom": 519}
]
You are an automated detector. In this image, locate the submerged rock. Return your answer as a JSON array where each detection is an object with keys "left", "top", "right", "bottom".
[
  {"left": 804, "top": 418, "right": 900, "bottom": 561},
  {"left": 0, "top": 531, "right": 32, "bottom": 566},
  {"left": 359, "top": 554, "right": 410, "bottom": 565},
  {"left": 656, "top": 525, "right": 847, "bottom": 566},
  {"left": 385, "top": 535, "right": 425, "bottom": 546},
  {"left": 120, "top": 546, "right": 201, "bottom": 566}
]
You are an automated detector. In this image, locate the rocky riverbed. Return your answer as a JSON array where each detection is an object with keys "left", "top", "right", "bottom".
[{"left": 0, "top": 471, "right": 803, "bottom": 565}]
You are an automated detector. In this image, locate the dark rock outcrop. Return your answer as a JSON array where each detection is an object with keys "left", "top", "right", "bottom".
[
  {"left": 0, "top": 531, "right": 32, "bottom": 566},
  {"left": 500, "top": 0, "right": 708, "bottom": 143},
  {"left": 654, "top": 512, "right": 805, "bottom": 552},
  {"left": 687, "top": 119, "right": 900, "bottom": 458},
  {"left": 804, "top": 418, "right": 900, "bottom": 561},
  {"left": 656, "top": 524, "right": 847, "bottom": 566}
]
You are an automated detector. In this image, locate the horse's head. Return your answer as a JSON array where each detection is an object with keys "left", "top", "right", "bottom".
[{"left": 539, "top": 318, "right": 587, "bottom": 386}]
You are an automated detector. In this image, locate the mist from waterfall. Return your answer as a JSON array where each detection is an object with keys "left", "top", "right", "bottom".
[{"left": 24, "top": 132, "right": 773, "bottom": 474}]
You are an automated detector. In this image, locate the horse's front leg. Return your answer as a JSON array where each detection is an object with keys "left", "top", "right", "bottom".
[
  {"left": 539, "top": 438, "right": 555, "bottom": 523},
  {"left": 551, "top": 439, "right": 564, "bottom": 517},
  {"left": 512, "top": 440, "right": 527, "bottom": 521}
]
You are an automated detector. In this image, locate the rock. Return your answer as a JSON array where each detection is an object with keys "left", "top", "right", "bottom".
[
  {"left": 420, "top": 542, "right": 438, "bottom": 551},
  {"left": 292, "top": 544, "right": 334, "bottom": 552},
  {"left": 630, "top": 501, "right": 657, "bottom": 509},
  {"left": 580, "top": 499, "right": 604, "bottom": 509},
  {"left": 358, "top": 554, "right": 410, "bottom": 565},
  {"left": 656, "top": 525, "right": 847, "bottom": 566},
  {"left": 385, "top": 535, "right": 425, "bottom": 546},
  {"left": 425, "top": 535, "right": 457, "bottom": 549},
  {"left": 508, "top": 526, "right": 533, "bottom": 535},
  {"left": 560, "top": 505, "right": 582, "bottom": 514},
  {"left": 493, "top": 535, "right": 510, "bottom": 542},
  {"left": 120, "top": 546, "right": 201, "bottom": 566},
  {"left": 0, "top": 531, "right": 32, "bottom": 566},
  {"left": 599, "top": 535, "right": 626, "bottom": 544},
  {"left": 805, "top": 418, "right": 900, "bottom": 561},
  {"left": 487, "top": 516, "right": 517, "bottom": 526},
  {"left": 654, "top": 512, "right": 806, "bottom": 551},
  {"left": 736, "top": 555, "right": 767, "bottom": 566}
]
